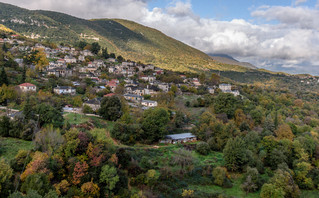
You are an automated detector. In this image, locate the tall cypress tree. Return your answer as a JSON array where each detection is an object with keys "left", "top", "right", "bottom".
[
  {"left": 21, "top": 66, "right": 26, "bottom": 83},
  {"left": 0, "top": 67, "right": 9, "bottom": 86}
]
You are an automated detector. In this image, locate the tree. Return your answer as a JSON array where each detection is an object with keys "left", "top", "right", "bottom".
[
  {"left": 102, "top": 47, "right": 109, "bottom": 59},
  {"left": 199, "top": 72, "right": 206, "bottom": 84},
  {"left": 91, "top": 42, "right": 101, "bottom": 54},
  {"left": 23, "top": 97, "right": 35, "bottom": 121},
  {"left": 117, "top": 55, "right": 124, "bottom": 62},
  {"left": 0, "top": 84, "right": 16, "bottom": 105},
  {"left": 2, "top": 43, "right": 8, "bottom": 52},
  {"left": 34, "top": 49, "right": 49, "bottom": 71},
  {"left": 77, "top": 41, "right": 88, "bottom": 50},
  {"left": 81, "top": 180, "right": 100, "bottom": 198},
  {"left": 72, "top": 96, "right": 83, "bottom": 107},
  {"left": 214, "top": 93, "right": 241, "bottom": 118},
  {"left": 110, "top": 53, "right": 116, "bottom": 58},
  {"left": 99, "top": 96, "right": 122, "bottom": 121},
  {"left": 196, "top": 142, "right": 210, "bottom": 155},
  {"left": 0, "top": 116, "right": 11, "bottom": 137},
  {"left": 0, "top": 158, "right": 13, "bottom": 195},
  {"left": 250, "top": 106, "right": 264, "bottom": 125},
  {"left": 20, "top": 151, "right": 51, "bottom": 181},
  {"left": 99, "top": 165, "right": 119, "bottom": 192},
  {"left": 294, "top": 161, "right": 314, "bottom": 189},
  {"left": 72, "top": 161, "right": 89, "bottom": 185},
  {"left": 21, "top": 66, "right": 27, "bottom": 83},
  {"left": 0, "top": 67, "right": 8, "bottom": 86},
  {"left": 260, "top": 169, "right": 300, "bottom": 198},
  {"left": 21, "top": 173, "right": 51, "bottom": 196},
  {"left": 54, "top": 180, "right": 70, "bottom": 196},
  {"left": 34, "top": 126, "right": 65, "bottom": 155},
  {"left": 141, "top": 108, "right": 170, "bottom": 143},
  {"left": 181, "top": 189, "right": 194, "bottom": 198},
  {"left": 223, "top": 136, "right": 248, "bottom": 171},
  {"left": 212, "top": 166, "right": 228, "bottom": 186},
  {"left": 36, "top": 103, "right": 64, "bottom": 128},
  {"left": 264, "top": 114, "right": 275, "bottom": 133},
  {"left": 275, "top": 124, "right": 294, "bottom": 141},
  {"left": 171, "top": 149, "right": 195, "bottom": 173},
  {"left": 210, "top": 73, "right": 220, "bottom": 85},
  {"left": 111, "top": 122, "right": 140, "bottom": 145},
  {"left": 145, "top": 169, "right": 160, "bottom": 188},
  {"left": 241, "top": 167, "right": 262, "bottom": 193}
]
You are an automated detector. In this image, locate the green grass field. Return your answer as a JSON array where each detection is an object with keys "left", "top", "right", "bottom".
[
  {"left": 0, "top": 137, "right": 33, "bottom": 161},
  {"left": 189, "top": 179, "right": 261, "bottom": 198},
  {"left": 64, "top": 113, "right": 114, "bottom": 130}
]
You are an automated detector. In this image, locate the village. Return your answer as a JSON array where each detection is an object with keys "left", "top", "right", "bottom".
[{"left": 2, "top": 35, "right": 241, "bottom": 115}]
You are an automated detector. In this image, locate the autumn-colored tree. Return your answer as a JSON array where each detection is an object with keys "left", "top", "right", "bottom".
[
  {"left": 275, "top": 124, "right": 294, "bottom": 141},
  {"left": 210, "top": 73, "right": 220, "bottom": 85},
  {"left": 54, "top": 179, "right": 70, "bottom": 196},
  {"left": 81, "top": 179, "right": 100, "bottom": 198},
  {"left": 86, "top": 142, "right": 104, "bottom": 167},
  {"left": 234, "top": 109, "right": 246, "bottom": 127},
  {"left": 34, "top": 49, "right": 49, "bottom": 71},
  {"left": 72, "top": 161, "right": 89, "bottom": 185},
  {"left": 181, "top": 189, "right": 194, "bottom": 198},
  {"left": 37, "top": 90, "right": 53, "bottom": 101},
  {"left": 20, "top": 151, "right": 51, "bottom": 181},
  {"left": 294, "top": 99, "right": 304, "bottom": 107}
]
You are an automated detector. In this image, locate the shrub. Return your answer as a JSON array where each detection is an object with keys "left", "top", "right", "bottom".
[{"left": 196, "top": 142, "right": 210, "bottom": 155}]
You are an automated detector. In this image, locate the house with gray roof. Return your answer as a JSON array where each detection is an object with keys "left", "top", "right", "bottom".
[{"left": 160, "top": 133, "right": 197, "bottom": 144}]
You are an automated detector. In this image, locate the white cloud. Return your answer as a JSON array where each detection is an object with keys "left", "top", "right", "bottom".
[
  {"left": 1, "top": 0, "right": 319, "bottom": 74},
  {"left": 295, "top": 0, "right": 307, "bottom": 6},
  {"left": 0, "top": 0, "right": 149, "bottom": 20}
]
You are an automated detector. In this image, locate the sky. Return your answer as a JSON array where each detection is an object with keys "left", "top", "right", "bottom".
[{"left": 1, "top": 0, "right": 319, "bottom": 75}]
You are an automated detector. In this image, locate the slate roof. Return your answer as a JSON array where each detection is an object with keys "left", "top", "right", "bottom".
[{"left": 165, "top": 133, "right": 196, "bottom": 140}]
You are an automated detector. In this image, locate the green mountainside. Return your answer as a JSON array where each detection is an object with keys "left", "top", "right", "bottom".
[{"left": 0, "top": 2, "right": 251, "bottom": 72}]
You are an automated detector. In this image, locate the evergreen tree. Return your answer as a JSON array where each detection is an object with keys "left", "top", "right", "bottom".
[
  {"left": 99, "top": 96, "right": 122, "bottom": 121},
  {"left": 102, "top": 48, "right": 109, "bottom": 59},
  {"left": 2, "top": 43, "right": 8, "bottom": 52},
  {"left": 223, "top": 136, "right": 248, "bottom": 171},
  {"left": 0, "top": 67, "right": 9, "bottom": 86},
  {"left": 110, "top": 53, "right": 116, "bottom": 59},
  {"left": 91, "top": 42, "right": 101, "bottom": 55},
  {"left": 23, "top": 97, "right": 34, "bottom": 121},
  {"left": 21, "top": 66, "right": 26, "bottom": 83}
]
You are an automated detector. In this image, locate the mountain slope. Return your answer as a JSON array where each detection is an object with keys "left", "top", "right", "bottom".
[
  {"left": 209, "top": 54, "right": 257, "bottom": 69},
  {"left": 0, "top": 2, "right": 251, "bottom": 72}
]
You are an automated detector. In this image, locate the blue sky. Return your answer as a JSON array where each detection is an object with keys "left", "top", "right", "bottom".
[
  {"left": 148, "top": 0, "right": 318, "bottom": 20},
  {"left": 2, "top": 0, "right": 319, "bottom": 74}
]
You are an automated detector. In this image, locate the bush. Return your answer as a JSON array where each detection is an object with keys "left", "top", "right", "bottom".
[
  {"left": 82, "top": 105, "right": 94, "bottom": 114},
  {"left": 196, "top": 142, "right": 210, "bottom": 155},
  {"left": 212, "top": 166, "right": 229, "bottom": 187}
]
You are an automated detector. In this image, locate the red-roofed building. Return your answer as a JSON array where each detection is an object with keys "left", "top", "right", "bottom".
[
  {"left": 106, "top": 79, "right": 119, "bottom": 92},
  {"left": 0, "top": 38, "right": 4, "bottom": 43},
  {"left": 106, "top": 82, "right": 118, "bottom": 92},
  {"left": 19, "top": 83, "right": 37, "bottom": 92},
  {"left": 11, "top": 35, "right": 19, "bottom": 38},
  {"left": 104, "top": 93, "right": 116, "bottom": 97}
]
